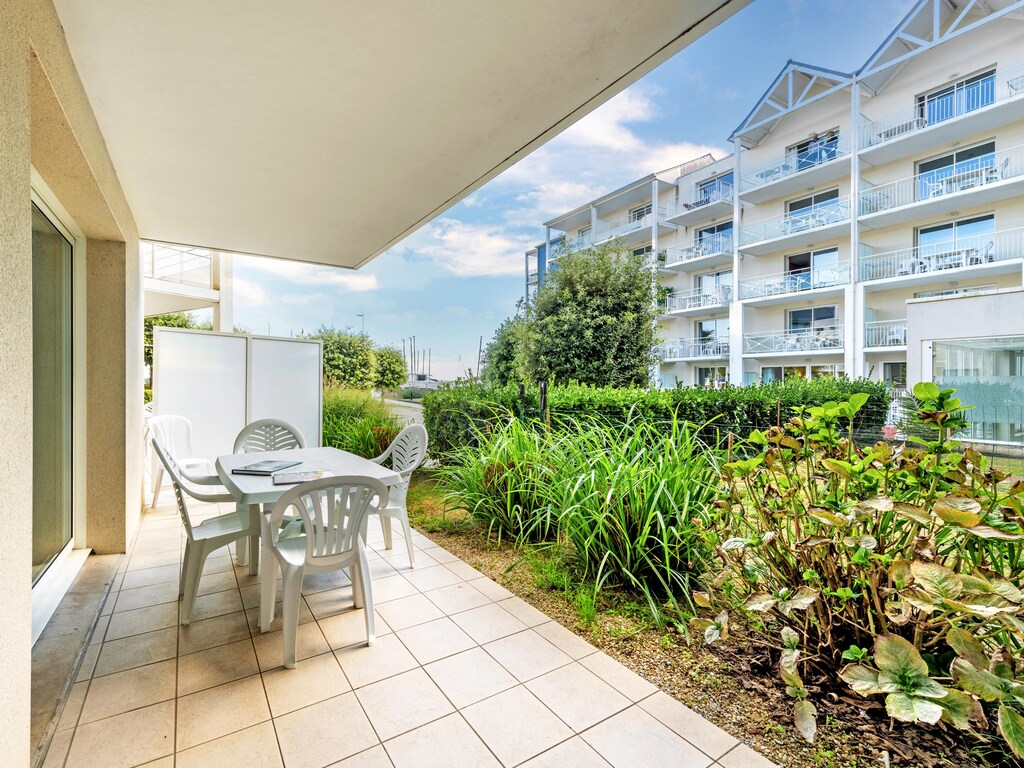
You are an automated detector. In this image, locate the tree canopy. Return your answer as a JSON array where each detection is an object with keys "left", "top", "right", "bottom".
[
  {"left": 374, "top": 346, "right": 408, "bottom": 390},
  {"left": 481, "top": 315, "right": 522, "bottom": 388},
  {"left": 312, "top": 327, "right": 377, "bottom": 389}
]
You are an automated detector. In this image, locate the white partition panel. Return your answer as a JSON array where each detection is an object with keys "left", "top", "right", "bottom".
[
  {"left": 250, "top": 336, "right": 322, "bottom": 448},
  {"left": 153, "top": 329, "right": 322, "bottom": 464},
  {"left": 153, "top": 329, "right": 248, "bottom": 462}
]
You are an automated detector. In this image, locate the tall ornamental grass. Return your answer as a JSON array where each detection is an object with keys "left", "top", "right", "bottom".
[
  {"left": 322, "top": 387, "right": 402, "bottom": 458},
  {"left": 438, "top": 414, "right": 721, "bottom": 618}
]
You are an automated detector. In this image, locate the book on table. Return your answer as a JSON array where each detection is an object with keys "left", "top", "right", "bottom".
[
  {"left": 272, "top": 469, "right": 329, "bottom": 485},
  {"left": 231, "top": 459, "right": 301, "bottom": 476}
]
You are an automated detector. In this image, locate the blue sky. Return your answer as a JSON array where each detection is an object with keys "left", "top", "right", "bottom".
[{"left": 230, "top": 0, "right": 916, "bottom": 379}]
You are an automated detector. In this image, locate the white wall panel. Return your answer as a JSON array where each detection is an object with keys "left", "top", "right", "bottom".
[{"left": 250, "top": 336, "right": 322, "bottom": 448}]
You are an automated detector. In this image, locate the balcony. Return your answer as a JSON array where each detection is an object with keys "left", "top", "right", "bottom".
[
  {"left": 661, "top": 287, "right": 732, "bottom": 317},
  {"left": 738, "top": 197, "right": 851, "bottom": 255},
  {"left": 664, "top": 180, "right": 734, "bottom": 226},
  {"left": 661, "top": 234, "right": 734, "bottom": 272},
  {"left": 660, "top": 337, "right": 730, "bottom": 361},
  {"left": 859, "top": 145, "right": 1024, "bottom": 230},
  {"left": 858, "top": 226, "right": 1024, "bottom": 287},
  {"left": 592, "top": 207, "right": 673, "bottom": 247},
  {"left": 142, "top": 241, "right": 219, "bottom": 315},
  {"left": 743, "top": 326, "right": 844, "bottom": 356},
  {"left": 527, "top": 269, "right": 539, "bottom": 286},
  {"left": 860, "top": 63, "right": 1024, "bottom": 164},
  {"left": 739, "top": 136, "right": 851, "bottom": 204},
  {"left": 738, "top": 263, "right": 850, "bottom": 305},
  {"left": 864, "top": 319, "right": 907, "bottom": 349}
]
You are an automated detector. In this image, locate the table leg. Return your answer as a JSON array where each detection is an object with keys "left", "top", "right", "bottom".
[{"left": 248, "top": 504, "right": 260, "bottom": 576}]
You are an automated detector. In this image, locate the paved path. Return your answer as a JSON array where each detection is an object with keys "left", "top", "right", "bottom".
[{"left": 384, "top": 398, "right": 424, "bottom": 426}]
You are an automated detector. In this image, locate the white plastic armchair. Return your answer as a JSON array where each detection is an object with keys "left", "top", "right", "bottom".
[
  {"left": 370, "top": 424, "right": 428, "bottom": 568},
  {"left": 233, "top": 418, "right": 307, "bottom": 453},
  {"left": 152, "top": 437, "right": 258, "bottom": 625},
  {"left": 148, "top": 415, "right": 213, "bottom": 509},
  {"left": 259, "top": 476, "right": 387, "bottom": 668}
]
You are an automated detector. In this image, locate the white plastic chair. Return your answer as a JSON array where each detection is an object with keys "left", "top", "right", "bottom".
[
  {"left": 148, "top": 415, "right": 212, "bottom": 509},
  {"left": 152, "top": 437, "right": 258, "bottom": 625},
  {"left": 259, "top": 476, "right": 387, "bottom": 668},
  {"left": 369, "top": 424, "right": 428, "bottom": 568},
  {"left": 233, "top": 418, "right": 307, "bottom": 453}
]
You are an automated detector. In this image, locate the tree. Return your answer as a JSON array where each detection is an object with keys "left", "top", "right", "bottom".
[
  {"left": 144, "top": 312, "right": 198, "bottom": 370},
  {"left": 311, "top": 327, "right": 377, "bottom": 389},
  {"left": 518, "top": 240, "right": 659, "bottom": 387},
  {"left": 481, "top": 314, "right": 523, "bottom": 388},
  {"left": 374, "top": 346, "right": 407, "bottom": 391}
]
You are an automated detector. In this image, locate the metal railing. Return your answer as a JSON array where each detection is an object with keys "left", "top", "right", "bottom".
[
  {"left": 858, "top": 226, "right": 1024, "bottom": 281},
  {"left": 663, "top": 234, "right": 734, "bottom": 267},
  {"left": 740, "top": 135, "right": 851, "bottom": 191},
  {"left": 865, "top": 319, "right": 907, "bottom": 348},
  {"left": 660, "top": 337, "right": 730, "bottom": 360},
  {"left": 739, "top": 263, "right": 850, "bottom": 300},
  {"left": 743, "top": 326, "right": 844, "bottom": 354},
  {"left": 663, "top": 287, "right": 732, "bottom": 313},
  {"left": 667, "top": 180, "right": 734, "bottom": 217},
  {"left": 859, "top": 144, "right": 1024, "bottom": 216},
  {"left": 142, "top": 241, "right": 213, "bottom": 287},
  {"left": 593, "top": 208, "right": 669, "bottom": 242},
  {"left": 739, "top": 197, "right": 851, "bottom": 246},
  {"left": 860, "top": 63, "right": 1024, "bottom": 148}
]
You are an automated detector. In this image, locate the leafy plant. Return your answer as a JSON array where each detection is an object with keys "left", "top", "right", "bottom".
[{"left": 321, "top": 387, "right": 402, "bottom": 458}]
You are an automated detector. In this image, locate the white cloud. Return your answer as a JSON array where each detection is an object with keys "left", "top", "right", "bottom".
[
  {"left": 392, "top": 218, "right": 532, "bottom": 278},
  {"left": 233, "top": 276, "right": 270, "bottom": 306},
  {"left": 239, "top": 255, "right": 379, "bottom": 292}
]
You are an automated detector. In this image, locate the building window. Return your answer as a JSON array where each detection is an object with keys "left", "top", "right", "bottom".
[
  {"left": 697, "top": 270, "right": 732, "bottom": 297},
  {"left": 697, "top": 317, "right": 729, "bottom": 341},
  {"left": 696, "top": 221, "right": 733, "bottom": 253},
  {"left": 917, "top": 69, "right": 995, "bottom": 125},
  {"left": 916, "top": 142, "right": 995, "bottom": 199},
  {"left": 883, "top": 362, "right": 907, "bottom": 389},
  {"left": 785, "top": 247, "right": 840, "bottom": 290},
  {"left": 633, "top": 245, "right": 652, "bottom": 257},
  {"left": 762, "top": 364, "right": 844, "bottom": 382},
  {"left": 916, "top": 214, "right": 995, "bottom": 263},
  {"left": 698, "top": 173, "right": 733, "bottom": 202},
  {"left": 788, "top": 305, "right": 838, "bottom": 332},
  {"left": 789, "top": 130, "right": 840, "bottom": 169},
  {"left": 787, "top": 188, "right": 839, "bottom": 215},
  {"left": 696, "top": 366, "right": 728, "bottom": 388},
  {"left": 629, "top": 203, "right": 652, "bottom": 222}
]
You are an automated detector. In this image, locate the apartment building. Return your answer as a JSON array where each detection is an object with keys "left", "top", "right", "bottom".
[{"left": 526, "top": 0, "right": 1024, "bottom": 441}]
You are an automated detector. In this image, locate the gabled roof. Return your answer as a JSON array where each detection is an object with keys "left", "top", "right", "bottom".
[
  {"left": 730, "top": 61, "right": 852, "bottom": 147},
  {"left": 858, "top": 0, "right": 1024, "bottom": 95}
]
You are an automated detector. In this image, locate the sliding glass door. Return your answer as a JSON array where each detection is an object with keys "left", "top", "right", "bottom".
[{"left": 32, "top": 202, "right": 74, "bottom": 584}]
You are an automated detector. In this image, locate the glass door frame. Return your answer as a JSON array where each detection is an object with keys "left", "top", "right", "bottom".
[{"left": 30, "top": 168, "right": 90, "bottom": 645}]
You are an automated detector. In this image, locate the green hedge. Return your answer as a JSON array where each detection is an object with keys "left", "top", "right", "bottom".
[{"left": 422, "top": 378, "right": 891, "bottom": 460}]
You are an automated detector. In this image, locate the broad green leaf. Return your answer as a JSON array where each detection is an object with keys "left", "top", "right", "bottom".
[
  {"left": 911, "top": 561, "right": 963, "bottom": 600},
  {"left": 934, "top": 496, "right": 983, "bottom": 527},
  {"left": 1000, "top": 705, "right": 1024, "bottom": 759},
  {"left": 821, "top": 459, "right": 852, "bottom": 480},
  {"left": 692, "top": 591, "right": 713, "bottom": 609},
  {"left": 913, "top": 381, "right": 940, "bottom": 400},
  {"left": 780, "top": 626, "right": 799, "bottom": 648},
  {"left": 889, "top": 559, "right": 912, "bottom": 589},
  {"left": 807, "top": 506, "right": 848, "bottom": 527},
  {"left": 778, "top": 587, "right": 818, "bottom": 616},
  {"left": 885, "top": 693, "right": 944, "bottom": 724},
  {"left": 794, "top": 699, "right": 817, "bottom": 743},
  {"left": 992, "top": 648, "right": 1015, "bottom": 681},
  {"left": 874, "top": 634, "right": 928, "bottom": 677},
  {"left": 704, "top": 624, "right": 721, "bottom": 644},
  {"left": 959, "top": 574, "right": 995, "bottom": 595},
  {"left": 843, "top": 534, "right": 878, "bottom": 550},
  {"left": 942, "top": 594, "right": 1018, "bottom": 617},
  {"left": 781, "top": 647, "right": 800, "bottom": 675},
  {"left": 902, "top": 588, "right": 939, "bottom": 613},
  {"left": 848, "top": 392, "right": 870, "bottom": 413},
  {"left": 893, "top": 502, "right": 931, "bottom": 525},
  {"left": 993, "top": 579, "right": 1024, "bottom": 604},
  {"left": 946, "top": 628, "right": 989, "bottom": 671},
  {"left": 840, "top": 664, "right": 882, "bottom": 696},
  {"left": 939, "top": 689, "right": 982, "bottom": 731},
  {"left": 952, "top": 658, "right": 1011, "bottom": 702},
  {"left": 780, "top": 661, "right": 803, "bottom": 691},
  {"left": 854, "top": 496, "right": 893, "bottom": 514},
  {"left": 964, "top": 525, "right": 1024, "bottom": 541},
  {"left": 743, "top": 594, "right": 777, "bottom": 612}
]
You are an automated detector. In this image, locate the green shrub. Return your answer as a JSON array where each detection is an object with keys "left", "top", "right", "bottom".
[
  {"left": 321, "top": 387, "right": 402, "bottom": 458},
  {"left": 422, "top": 378, "right": 890, "bottom": 461}
]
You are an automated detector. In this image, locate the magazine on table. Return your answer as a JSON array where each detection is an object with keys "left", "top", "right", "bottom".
[
  {"left": 231, "top": 459, "right": 301, "bottom": 476},
  {"left": 272, "top": 469, "right": 331, "bottom": 485}
]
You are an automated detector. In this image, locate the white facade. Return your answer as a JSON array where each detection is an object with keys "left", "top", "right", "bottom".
[{"left": 528, "top": 0, "right": 1024, "bottom": 396}]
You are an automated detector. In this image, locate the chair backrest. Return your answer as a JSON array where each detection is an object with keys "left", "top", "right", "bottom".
[
  {"left": 149, "top": 415, "right": 196, "bottom": 459},
  {"left": 151, "top": 437, "right": 196, "bottom": 539},
  {"left": 376, "top": 424, "right": 428, "bottom": 507},
  {"left": 268, "top": 476, "right": 388, "bottom": 567},
  {"left": 234, "top": 419, "right": 307, "bottom": 453}
]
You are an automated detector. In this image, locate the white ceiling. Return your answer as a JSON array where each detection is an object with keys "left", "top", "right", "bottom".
[{"left": 54, "top": 0, "right": 748, "bottom": 268}]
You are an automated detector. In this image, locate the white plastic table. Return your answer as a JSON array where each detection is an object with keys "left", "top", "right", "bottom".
[{"left": 216, "top": 446, "right": 402, "bottom": 575}]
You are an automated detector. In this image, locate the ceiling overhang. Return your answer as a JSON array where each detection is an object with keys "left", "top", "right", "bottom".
[{"left": 53, "top": 0, "right": 750, "bottom": 269}]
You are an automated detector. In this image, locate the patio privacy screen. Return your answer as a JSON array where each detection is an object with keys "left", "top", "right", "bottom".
[{"left": 153, "top": 328, "right": 323, "bottom": 461}]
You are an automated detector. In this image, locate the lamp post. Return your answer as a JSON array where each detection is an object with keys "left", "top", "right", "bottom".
[{"left": 356, "top": 313, "right": 365, "bottom": 334}]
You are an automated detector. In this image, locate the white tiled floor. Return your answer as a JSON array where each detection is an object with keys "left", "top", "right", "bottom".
[{"left": 43, "top": 496, "right": 778, "bottom": 768}]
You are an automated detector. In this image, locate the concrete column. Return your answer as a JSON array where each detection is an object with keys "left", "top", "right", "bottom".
[
  {"left": 849, "top": 78, "right": 862, "bottom": 377},
  {"left": 0, "top": 2, "right": 33, "bottom": 762},
  {"left": 212, "top": 251, "right": 234, "bottom": 332},
  {"left": 729, "top": 140, "right": 744, "bottom": 384},
  {"left": 86, "top": 237, "right": 144, "bottom": 554}
]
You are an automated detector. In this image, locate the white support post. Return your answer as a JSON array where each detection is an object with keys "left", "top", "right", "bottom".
[
  {"left": 212, "top": 252, "right": 234, "bottom": 332},
  {"left": 729, "top": 140, "right": 744, "bottom": 385},
  {"left": 650, "top": 179, "right": 662, "bottom": 388},
  {"left": 848, "top": 78, "right": 862, "bottom": 377}
]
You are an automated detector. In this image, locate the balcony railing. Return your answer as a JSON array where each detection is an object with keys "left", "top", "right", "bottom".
[
  {"left": 663, "top": 287, "right": 732, "bottom": 313},
  {"left": 739, "top": 263, "right": 850, "bottom": 300},
  {"left": 663, "top": 234, "right": 733, "bottom": 267},
  {"left": 859, "top": 145, "right": 1024, "bottom": 216},
  {"left": 860, "top": 63, "right": 1024, "bottom": 148},
  {"left": 142, "top": 241, "right": 213, "bottom": 288},
  {"left": 666, "top": 180, "right": 733, "bottom": 217},
  {"left": 593, "top": 208, "right": 669, "bottom": 242},
  {"left": 739, "top": 197, "right": 851, "bottom": 247},
  {"left": 743, "top": 326, "right": 844, "bottom": 354},
  {"left": 660, "top": 337, "right": 730, "bottom": 360},
  {"left": 858, "top": 227, "right": 1024, "bottom": 281},
  {"left": 865, "top": 319, "right": 907, "bottom": 348},
  {"left": 740, "top": 135, "right": 851, "bottom": 191}
]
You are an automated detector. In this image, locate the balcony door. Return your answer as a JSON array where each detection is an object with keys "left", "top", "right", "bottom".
[
  {"left": 696, "top": 221, "right": 732, "bottom": 253},
  {"left": 918, "top": 215, "right": 994, "bottom": 261},
  {"left": 788, "top": 305, "right": 837, "bottom": 332},
  {"left": 786, "top": 248, "right": 839, "bottom": 289},
  {"left": 917, "top": 142, "right": 995, "bottom": 199},
  {"left": 916, "top": 70, "right": 995, "bottom": 125},
  {"left": 31, "top": 202, "right": 74, "bottom": 585}
]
